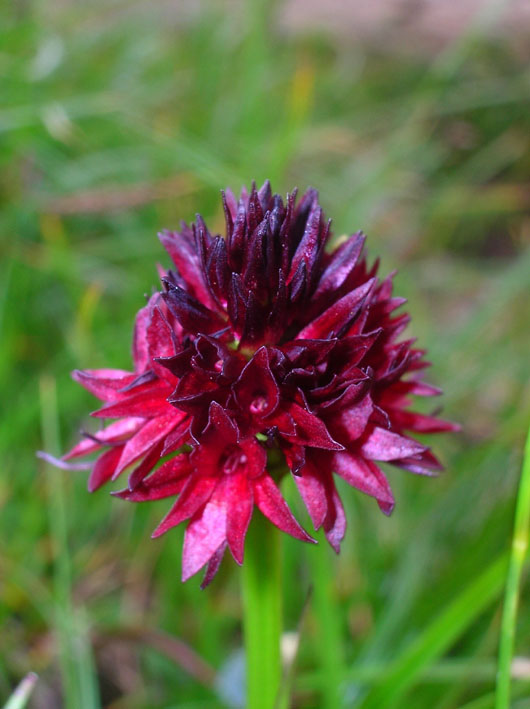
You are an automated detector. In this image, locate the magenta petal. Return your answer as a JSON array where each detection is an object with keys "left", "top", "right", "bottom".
[
  {"left": 287, "top": 203, "right": 322, "bottom": 283},
  {"left": 331, "top": 451, "right": 395, "bottom": 512},
  {"left": 151, "top": 474, "right": 218, "bottom": 538},
  {"left": 88, "top": 446, "right": 123, "bottom": 492},
  {"left": 114, "top": 454, "right": 192, "bottom": 501},
  {"left": 391, "top": 409, "right": 461, "bottom": 433},
  {"left": 113, "top": 413, "right": 180, "bottom": 478},
  {"left": 200, "top": 542, "right": 227, "bottom": 589},
  {"left": 392, "top": 449, "right": 444, "bottom": 476},
  {"left": 297, "top": 278, "right": 375, "bottom": 339},
  {"left": 233, "top": 347, "right": 280, "bottom": 418},
  {"left": 162, "top": 282, "right": 223, "bottom": 335},
  {"left": 181, "top": 492, "right": 228, "bottom": 582},
  {"left": 327, "top": 394, "right": 373, "bottom": 445},
  {"left": 293, "top": 463, "right": 328, "bottom": 530},
  {"left": 282, "top": 402, "right": 343, "bottom": 451},
  {"left": 360, "top": 426, "right": 427, "bottom": 462},
  {"left": 223, "top": 473, "right": 253, "bottom": 564},
  {"left": 91, "top": 388, "right": 173, "bottom": 419},
  {"left": 190, "top": 403, "right": 240, "bottom": 475},
  {"left": 127, "top": 442, "right": 165, "bottom": 490},
  {"left": 71, "top": 369, "right": 135, "bottom": 402},
  {"left": 146, "top": 301, "right": 177, "bottom": 355},
  {"left": 64, "top": 418, "right": 144, "bottom": 460},
  {"left": 312, "top": 231, "right": 365, "bottom": 301},
  {"left": 238, "top": 438, "right": 267, "bottom": 479},
  {"left": 158, "top": 229, "right": 214, "bottom": 307},
  {"left": 206, "top": 402, "right": 239, "bottom": 441},
  {"left": 253, "top": 474, "right": 315, "bottom": 543},
  {"left": 323, "top": 481, "right": 346, "bottom": 553},
  {"left": 132, "top": 300, "right": 152, "bottom": 372},
  {"left": 114, "top": 476, "right": 187, "bottom": 502}
]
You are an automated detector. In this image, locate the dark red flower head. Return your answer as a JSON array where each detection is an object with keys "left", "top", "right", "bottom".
[{"left": 54, "top": 182, "right": 458, "bottom": 586}]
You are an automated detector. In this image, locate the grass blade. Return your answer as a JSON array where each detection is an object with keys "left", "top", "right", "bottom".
[
  {"left": 358, "top": 554, "right": 509, "bottom": 709},
  {"left": 495, "top": 423, "right": 530, "bottom": 708}
]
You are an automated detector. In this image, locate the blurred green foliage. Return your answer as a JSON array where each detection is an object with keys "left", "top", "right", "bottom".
[{"left": 1, "top": 0, "right": 529, "bottom": 707}]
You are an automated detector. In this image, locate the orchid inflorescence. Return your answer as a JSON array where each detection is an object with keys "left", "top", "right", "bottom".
[{"left": 49, "top": 182, "right": 456, "bottom": 586}]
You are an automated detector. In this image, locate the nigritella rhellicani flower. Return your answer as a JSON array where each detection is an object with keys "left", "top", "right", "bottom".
[{"left": 43, "top": 181, "right": 458, "bottom": 586}]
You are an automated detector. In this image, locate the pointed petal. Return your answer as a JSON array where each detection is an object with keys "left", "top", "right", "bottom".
[
  {"left": 72, "top": 369, "right": 136, "bottom": 402},
  {"left": 127, "top": 441, "right": 165, "bottom": 490},
  {"left": 64, "top": 418, "right": 144, "bottom": 460},
  {"left": 323, "top": 481, "right": 346, "bottom": 553},
  {"left": 327, "top": 394, "right": 373, "bottom": 444},
  {"left": 331, "top": 451, "right": 395, "bottom": 513},
  {"left": 287, "top": 204, "right": 322, "bottom": 283},
  {"left": 392, "top": 449, "right": 444, "bottom": 476},
  {"left": 113, "top": 413, "right": 179, "bottom": 478},
  {"left": 90, "top": 388, "right": 174, "bottom": 419},
  {"left": 390, "top": 409, "right": 461, "bottom": 434},
  {"left": 223, "top": 473, "right": 253, "bottom": 564},
  {"left": 158, "top": 229, "right": 213, "bottom": 306},
  {"left": 146, "top": 303, "right": 179, "bottom": 378},
  {"left": 233, "top": 347, "right": 280, "bottom": 418},
  {"left": 253, "top": 474, "right": 315, "bottom": 543},
  {"left": 277, "top": 402, "right": 343, "bottom": 451},
  {"left": 182, "top": 492, "right": 228, "bottom": 582},
  {"left": 360, "top": 426, "right": 427, "bottom": 462},
  {"left": 293, "top": 462, "right": 328, "bottom": 530},
  {"left": 313, "top": 232, "right": 365, "bottom": 301},
  {"left": 113, "top": 454, "right": 192, "bottom": 501},
  {"left": 151, "top": 474, "right": 218, "bottom": 537},
  {"left": 297, "top": 278, "right": 375, "bottom": 339},
  {"left": 132, "top": 300, "right": 152, "bottom": 371},
  {"left": 88, "top": 446, "right": 123, "bottom": 492},
  {"left": 162, "top": 281, "right": 223, "bottom": 334},
  {"left": 200, "top": 542, "right": 227, "bottom": 589}
]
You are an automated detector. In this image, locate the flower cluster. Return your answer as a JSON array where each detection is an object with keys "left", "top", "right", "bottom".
[{"left": 55, "top": 182, "right": 456, "bottom": 586}]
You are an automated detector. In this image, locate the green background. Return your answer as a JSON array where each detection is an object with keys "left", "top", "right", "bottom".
[{"left": 1, "top": 1, "right": 529, "bottom": 707}]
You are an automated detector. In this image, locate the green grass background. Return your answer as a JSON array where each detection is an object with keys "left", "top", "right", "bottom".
[{"left": 1, "top": 1, "right": 530, "bottom": 707}]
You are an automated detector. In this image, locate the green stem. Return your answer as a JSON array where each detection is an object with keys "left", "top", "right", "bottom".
[
  {"left": 242, "top": 511, "right": 283, "bottom": 709},
  {"left": 310, "top": 533, "right": 345, "bottom": 709},
  {"left": 495, "top": 422, "right": 530, "bottom": 709}
]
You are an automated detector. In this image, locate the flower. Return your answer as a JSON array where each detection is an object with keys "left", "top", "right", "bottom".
[{"left": 52, "top": 182, "right": 457, "bottom": 586}]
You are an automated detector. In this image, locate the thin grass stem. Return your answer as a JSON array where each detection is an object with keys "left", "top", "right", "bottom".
[{"left": 495, "top": 423, "right": 530, "bottom": 709}]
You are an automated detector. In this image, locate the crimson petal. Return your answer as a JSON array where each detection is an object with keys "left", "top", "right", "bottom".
[
  {"left": 253, "top": 474, "right": 315, "bottom": 543},
  {"left": 200, "top": 543, "right": 227, "bottom": 589},
  {"left": 113, "top": 455, "right": 192, "bottom": 501},
  {"left": 88, "top": 446, "right": 124, "bottom": 492},
  {"left": 360, "top": 426, "right": 427, "bottom": 462},
  {"left": 151, "top": 474, "right": 218, "bottom": 538},
  {"left": 64, "top": 418, "right": 144, "bottom": 460},
  {"left": 323, "top": 480, "right": 346, "bottom": 552},
  {"left": 223, "top": 473, "right": 253, "bottom": 564},
  {"left": 181, "top": 491, "right": 228, "bottom": 582},
  {"left": 331, "top": 451, "right": 395, "bottom": 514},
  {"left": 297, "top": 278, "right": 375, "bottom": 339},
  {"left": 278, "top": 402, "right": 344, "bottom": 451},
  {"left": 293, "top": 461, "right": 328, "bottom": 530},
  {"left": 113, "top": 413, "right": 181, "bottom": 478},
  {"left": 72, "top": 369, "right": 136, "bottom": 402}
]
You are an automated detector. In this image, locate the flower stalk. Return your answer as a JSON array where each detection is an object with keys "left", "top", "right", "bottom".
[{"left": 242, "top": 510, "right": 283, "bottom": 709}]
